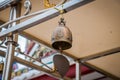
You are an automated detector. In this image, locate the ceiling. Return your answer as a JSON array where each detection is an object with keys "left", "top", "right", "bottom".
[
  {"left": 0, "top": 0, "right": 120, "bottom": 79},
  {"left": 86, "top": 53, "right": 120, "bottom": 79},
  {"left": 24, "top": 0, "right": 120, "bottom": 58}
]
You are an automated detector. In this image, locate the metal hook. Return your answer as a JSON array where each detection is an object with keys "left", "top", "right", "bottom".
[
  {"left": 24, "top": 0, "right": 32, "bottom": 15},
  {"left": 54, "top": 3, "right": 66, "bottom": 19}
]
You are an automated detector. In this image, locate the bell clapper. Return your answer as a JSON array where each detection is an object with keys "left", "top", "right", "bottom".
[{"left": 59, "top": 47, "right": 63, "bottom": 55}]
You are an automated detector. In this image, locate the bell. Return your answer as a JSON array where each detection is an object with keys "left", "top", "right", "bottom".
[{"left": 51, "top": 18, "right": 72, "bottom": 50}]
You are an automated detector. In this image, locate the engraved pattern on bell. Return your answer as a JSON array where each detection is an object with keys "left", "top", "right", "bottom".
[
  {"left": 55, "top": 27, "right": 64, "bottom": 40},
  {"left": 51, "top": 18, "right": 72, "bottom": 50}
]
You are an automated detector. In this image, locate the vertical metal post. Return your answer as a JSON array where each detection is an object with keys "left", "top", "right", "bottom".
[
  {"left": 2, "top": 4, "right": 21, "bottom": 80},
  {"left": 76, "top": 60, "right": 81, "bottom": 80}
]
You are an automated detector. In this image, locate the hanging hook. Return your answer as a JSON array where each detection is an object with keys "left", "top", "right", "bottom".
[
  {"left": 24, "top": 0, "right": 32, "bottom": 15},
  {"left": 54, "top": 1, "right": 66, "bottom": 19}
]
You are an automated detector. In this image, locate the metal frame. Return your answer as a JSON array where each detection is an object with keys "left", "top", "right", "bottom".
[
  {"left": 2, "top": 4, "right": 21, "bottom": 80},
  {"left": 1, "top": 0, "right": 119, "bottom": 79},
  {"left": 0, "top": 0, "right": 93, "bottom": 79},
  {"left": 76, "top": 60, "right": 81, "bottom": 80},
  {"left": 80, "top": 48, "right": 120, "bottom": 80},
  {"left": 0, "top": 0, "right": 94, "bottom": 37},
  {"left": 80, "top": 47, "right": 120, "bottom": 62},
  {"left": 20, "top": 32, "right": 120, "bottom": 79},
  {"left": 82, "top": 61, "right": 120, "bottom": 80},
  {"left": 0, "top": 50, "right": 72, "bottom": 80},
  {"left": 0, "top": 0, "right": 21, "bottom": 11},
  {"left": 1, "top": 44, "right": 119, "bottom": 80}
]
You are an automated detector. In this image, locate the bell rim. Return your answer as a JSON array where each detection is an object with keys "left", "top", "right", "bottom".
[{"left": 52, "top": 41, "right": 72, "bottom": 50}]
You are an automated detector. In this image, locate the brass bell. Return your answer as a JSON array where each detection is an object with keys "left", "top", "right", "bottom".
[{"left": 51, "top": 18, "right": 72, "bottom": 50}]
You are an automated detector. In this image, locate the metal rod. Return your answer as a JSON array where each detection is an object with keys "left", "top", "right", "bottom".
[
  {"left": 0, "top": 0, "right": 67, "bottom": 29},
  {"left": 0, "top": 0, "right": 94, "bottom": 37},
  {"left": 21, "top": 53, "right": 53, "bottom": 70},
  {"left": 81, "top": 62, "right": 120, "bottom": 80},
  {"left": 2, "top": 4, "right": 21, "bottom": 80},
  {"left": 80, "top": 47, "right": 120, "bottom": 62},
  {"left": 0, "top": 46, "right": 53, "bottom": 70},
  {"left": 0, "top": 0, "right": 20, "bottom": 11},
  {"left": 76, "top": 60, "right": 81, "bottom": 80},
  {"left": 0, "top": 50, "right": 72, "bottom": 80},
  {"left": 2, "top": 39, "right": 15, "bottom": 80},
  {"left": 14, "top": 56, "right": 72, "bottom": 80}
]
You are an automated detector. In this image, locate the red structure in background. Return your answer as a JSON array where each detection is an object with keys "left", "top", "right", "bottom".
[{"left": 31, "top": 64, "right": 93, "bottom": 80}]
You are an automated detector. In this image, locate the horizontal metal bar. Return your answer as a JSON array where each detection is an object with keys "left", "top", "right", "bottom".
[
  {"left": 0, "top": 0, "right": 67, "bottom": 29},
  {"left": 0, "top": 46, "right": 53, "bottom": 70},
  {"left": 20, "top": 52, "right": 53, "bottom": 70},
  {"left": 82, "top": 62, "right": 120, "bottom": 80},
  {"left": 0, "top": 50, "right": 71, "bottom": 80},
  {"left": 80, "top": 47, "right": 120, "bottom": 62},
  {"left": 80, "top": 47, "right": 120, "bottom": 79},
  {"left": 0, "top": 0, "right": 21, "bottom": 11},
  {"left": 0, "top": 0, "right": 94, "bottom": 37},
  {"left": 14, "top": 57, "right": 71, "bottom": 80}
]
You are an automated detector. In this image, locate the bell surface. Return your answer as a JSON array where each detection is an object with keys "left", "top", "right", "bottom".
[{"left": 51, "top": 18, "right": 72, "bottom": 50}]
